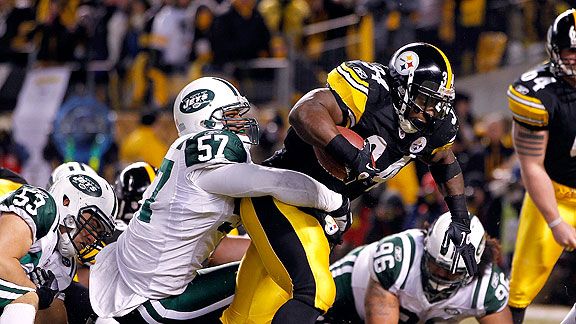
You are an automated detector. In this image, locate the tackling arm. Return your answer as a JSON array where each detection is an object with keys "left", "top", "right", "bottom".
[
  {"left": 478, "top": 306, "right": 513, "bottom": 324},
  {"left": 364, "top": 277, "right": 400, "bottom": 324},
  {"left": 0, "top": 213, "right": 36, "bottom": 290},
  {"left": 512, "top": 122, "right": 576, "bottom": 249},
  {"left": 195, "top": 163, "right": 343, "bottom": 213}
]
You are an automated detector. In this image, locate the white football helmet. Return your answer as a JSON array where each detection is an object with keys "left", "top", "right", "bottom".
[
  {"left": 173, "top": 77, "right": 259, "bottom": 144},
  {"left": 47, "top": 162, "right": 98, "bottom": 190},
  {"left": 421, "top": 212, "right": 486, "bottom": 302},
  {"left": 49, "top": 173, "right": 117, "bottom": 261}
]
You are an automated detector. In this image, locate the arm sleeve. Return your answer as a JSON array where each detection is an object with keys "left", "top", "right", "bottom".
[{"left": 194, "top": 163, "right": 343, "bottom": 212}]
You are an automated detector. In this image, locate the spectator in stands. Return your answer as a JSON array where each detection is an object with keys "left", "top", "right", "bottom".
[
  {"left": 119, "top": 109, "right": 167, "bottom": 168},
  {"left": 0, "top": 1, "right": 35, "bottom": 67},
  {"left": 210, "top": 0, "right": 272, "bottom": 69},
  {"left": 150, "top": 0, "right": 193, "bottom": 73},
  {"left": 404, "top": 172, "right": 447, "bottom": 230},
  {"left": 34, "top": 0, "right": 88, "bottom": 66},
  {"left": 364, "top": 189, "right": 406, "bottom": 244}
]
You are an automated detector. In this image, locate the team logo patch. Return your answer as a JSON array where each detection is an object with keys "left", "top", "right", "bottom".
[
  {"left": 180, "top": 89, "right": 215, "bottom": 113},
  {"left": 69, "top": 174, "right": 102, "bottom": 197},
  {"left": 514, "top": 84, "right": 529, "bottom": 95},
  {"left": 444, "top": 308, "right": 461, "bottom": 315},
  {"left": 394, "top": 246, "right": 402, "bottom": 261},
  {"left": 352, "top": 66, "right": 368, "bottom": 79},
  {"left": 491, "top": 272, "right": 499, "bottom": 289},
  {"left": 62, "top": 256, "right": 71, "bottom": 267},
  {"left": 324, "top": 215, "right": 339, "bottom": 236},
  {"left": 394, "top": 51, "right": 419, "bottom": 76},
  {"left": 409, "top": 137, "right": 427, "bottom": 154}
]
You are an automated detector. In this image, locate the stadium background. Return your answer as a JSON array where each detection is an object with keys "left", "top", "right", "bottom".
[{"left": 0, "top": 0, "right": 573, "bottom": 322}]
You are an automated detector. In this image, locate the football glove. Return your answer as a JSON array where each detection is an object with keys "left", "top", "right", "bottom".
[
  {"left": 346, "top": 142, "right": 379, "bottom": 181},
  {"left": 441, "top": 217, "right": 478, "bottom": 276},
  {"left": 29, "top": 268, "right": 58, "bottom": 310},
  {"left": 330, "top": 196, "right": 352, "bottom": 233}
]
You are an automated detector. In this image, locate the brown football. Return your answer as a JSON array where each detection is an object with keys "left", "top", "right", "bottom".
[{"left": 314, "top": 126, "right": 366, "bottom": 180}]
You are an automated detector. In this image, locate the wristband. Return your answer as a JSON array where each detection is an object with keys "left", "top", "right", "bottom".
[
  {"left": 444, "top": 194, "right": 469, "bottom": 221},
  {"left": 325, "top": 134, "right": 358, "bottom": 165},
  {"left": 548, "top": 218, "right": 563, "bottom": 229}
]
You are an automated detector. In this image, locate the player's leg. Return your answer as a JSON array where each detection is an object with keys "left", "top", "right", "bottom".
[
  {"left": 237, "top": 196, "right": 336, "bottom": 323},
  {"left": 509, "top": 194, "right": 568, "bottom": 322},
  {"left": 221, "top": 243, "right": 289, "bottom": 323},
  {"left": 115, "top": 262, "right": 240, "bottom": 323}
]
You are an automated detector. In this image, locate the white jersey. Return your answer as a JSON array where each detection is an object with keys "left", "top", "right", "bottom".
[
  {"left": 330, "top": 230, "right": 509, "bottom": 323},
  {"left": 0, "top": 185, "right": 60, "bottom": 275},
  {"left": 91, "top": 129, "right": 343, "bottom": 317}
]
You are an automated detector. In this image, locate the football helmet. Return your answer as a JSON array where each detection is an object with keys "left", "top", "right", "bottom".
[
  {"left": 114, "top": 162, "right": 157, "bottom": 222},
  {"left": 47, "top": 162, "right": 98, "bottom": 190},
  {"left": 173, "top": 77, "right": 259, "bottom": 144},
  {"left": 547, "top": 8, "right": 576, "bottom": 78},
  {"left": 49, "top": 173, "right": 117, "bottom": 262},
  {"left": 421, "top": 212, "right": 485, "bottom": 302},
  {"left": 388, "top": 42, "right": 456, "bottom": 134}
]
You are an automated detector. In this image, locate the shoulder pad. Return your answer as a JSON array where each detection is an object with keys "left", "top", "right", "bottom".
[
  {"left": 327, "top": 61, "right": 389, "bottom": 126},
  {"left": 371, "top": 231, "right": 418, "bottom": 290},
  {"left": 1, "top": 185, "right": 58, "bottom": 239},
  {"left": 507, "top": 66, "right": 555, "bottom": 128},
  {"left": 183, "top": 130, "right": 248, "bottom": 167}
]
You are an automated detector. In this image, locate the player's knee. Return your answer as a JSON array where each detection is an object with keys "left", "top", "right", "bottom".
[{"left": 292, "top": 274, "right": 335, "bottom": 313}]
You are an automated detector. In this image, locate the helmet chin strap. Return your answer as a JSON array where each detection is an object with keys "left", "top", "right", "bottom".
[{"left": 58, "top": 230, "right": 77, "bottom": 258}]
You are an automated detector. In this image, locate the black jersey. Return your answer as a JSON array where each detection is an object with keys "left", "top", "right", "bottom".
[
  {"left": 507, "top": 62, "right": 576, "bottom": 188},
  {"left": 265, "top": 61, "right": 458, "bottom": 198}
]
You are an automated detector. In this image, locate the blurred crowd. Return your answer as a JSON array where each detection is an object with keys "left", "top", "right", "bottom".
[{"left": 0, "top": 0, "right": 574, "bottom": 306}]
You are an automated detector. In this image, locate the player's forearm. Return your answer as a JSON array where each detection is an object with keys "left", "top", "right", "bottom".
[
  {"left": 364, "top": 282, "right": 399, "bottom": 324},
  {"left": 197, "top": 164, "right": 343, "bottom": 212},
  {"left": 0, "top": 258, "right": 36, "bottom": 289},
  {"left": 520, "top": 163, "right": 560, "bottom": 222}
]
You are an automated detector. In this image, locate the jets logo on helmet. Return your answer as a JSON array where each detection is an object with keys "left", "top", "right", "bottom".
[
  {"left": 69, "top": 174, "right": 102, "bottom": 197},
  {"left": 180, "top": 89, "right": 215, "bottom": 113},
  {"left": 173, "top": 77, "right": 260, "bottom": 144},
  {"left": 394, "top": 51, "right": 420, "bottom": 75}
]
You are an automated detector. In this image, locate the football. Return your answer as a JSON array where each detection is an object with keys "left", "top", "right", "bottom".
[{"left": 314, "top": 126, "right": 366, "bottom": 180}]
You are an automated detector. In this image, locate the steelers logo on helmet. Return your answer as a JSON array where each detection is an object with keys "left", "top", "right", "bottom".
[
  {"left": 69, "top": 174, "right": 102, "bottom": 197},
  {"left": 388, "top": 43, "right": 456, "bottom": 135},
  {"left": 180, "top": 89, "right": 215, "bottom": 113},
  {"left": 394, "top": 51, "right": 420, "bottom": 76},
  {"left": 547, "top": 8, "right": 576, "bottom": 77}
]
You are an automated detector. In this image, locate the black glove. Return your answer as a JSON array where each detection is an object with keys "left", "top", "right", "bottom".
[
  {"left": 441, "top": 217, "right": 478, "bottom": 276},
  {"left": 30, "top": 268, "right": 58, "bottom": 310},
  {"left": 330, "top": 196, "right": 352, "bottom": 233},
  {"left": 325, "top": 135, "right": 379, "bottom": 182},
  {"left": 347, "top": 142, "right": 379, "bottom": 181}
]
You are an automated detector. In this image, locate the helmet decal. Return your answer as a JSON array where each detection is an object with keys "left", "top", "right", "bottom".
[
  {"left": 180, "top": 89, "right": 215, "bottom": 113},
  {"left": 394, "top": 51, "right": 419, "bottom": 76},
  {"left": 69, "top": 174, "right": 102, "bottom": 197}
]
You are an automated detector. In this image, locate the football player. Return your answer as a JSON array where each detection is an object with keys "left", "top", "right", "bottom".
[
  {"left": 0, "top": 172, "right": 116, "bottom": 324},
  {"left": 114, "top": 161, "right": 157, "bottom": 227},
  {"left": 323, "top": 212, "right": 512, "bottom": 323},
  {"left": 507, "top": 8, "right": 576, "bottom": 323},
  {"left": 222, "top": 42, "right": 475, "bottom": 323},
  {"left": 88, "top": 77, "right": 351, "bottom": 323}
]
